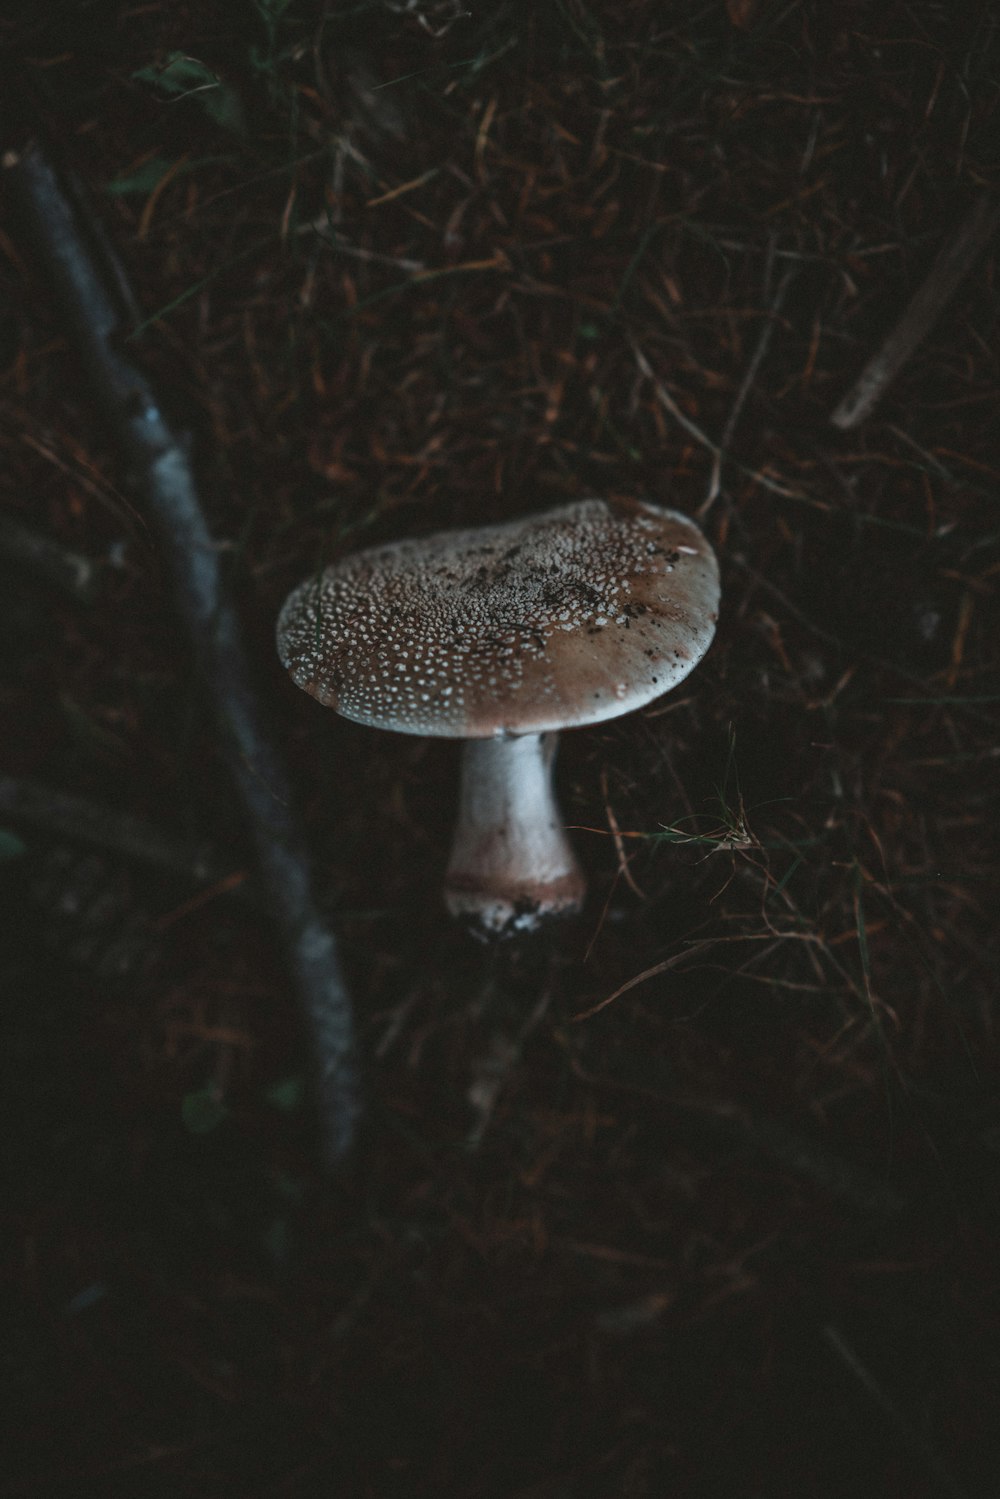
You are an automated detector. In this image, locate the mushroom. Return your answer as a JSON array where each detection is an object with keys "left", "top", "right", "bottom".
[{"left": 276, "top": 498, "right": 719, "bottom": 937}]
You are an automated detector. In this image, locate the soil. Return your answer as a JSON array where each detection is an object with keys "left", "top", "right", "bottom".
[{"left": 2, "top": 4, "right": 998, "bottom": 1496}]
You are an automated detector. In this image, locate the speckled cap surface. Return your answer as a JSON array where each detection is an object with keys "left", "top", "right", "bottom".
[{"left": 276, "top": 498, "right": 719, "bottom": 738}]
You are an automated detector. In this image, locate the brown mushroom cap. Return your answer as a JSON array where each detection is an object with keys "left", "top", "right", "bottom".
[{"left": 276, "top": 498, "right": 719, "bottom": 739}]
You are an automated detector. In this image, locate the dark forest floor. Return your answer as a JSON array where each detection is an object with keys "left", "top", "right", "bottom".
[{"left": 2, "top": 3, "right": 999, "bottom": 1495}]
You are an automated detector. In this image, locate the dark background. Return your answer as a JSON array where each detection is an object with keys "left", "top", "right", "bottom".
[{"left": 2, "top": 2, "right": 999, "bottom": 1494}]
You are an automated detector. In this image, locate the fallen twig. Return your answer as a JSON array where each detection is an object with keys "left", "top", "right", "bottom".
[
  {"left": 701, "top": 243, "right": 797, "bottom": 516},
  {"left": 567, "top": 1052, "right": 908, "bottom": 1219},
  {"left": 3, "top": 139, "right": 361, "bottom": 1165},
  {"left": 631, "top": 336, "right": 806, "bottom": 501},
  {"left": 0, "top": 510, "right": 98, "bottom": 601},
  {"left": 0, "top": 774, "right": 250, "bottom": 895},
  {"left": 823, "top": 1326, "right": 971, "bottom": 1498},
  {"left": 465, "top": 974, "right": 552, "bottom": 1151},
  {"left": 830, "top": 192, "right": 1000, "bottom": 430}
]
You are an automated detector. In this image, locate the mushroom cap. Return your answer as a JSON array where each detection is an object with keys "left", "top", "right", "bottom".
[{"left": 276, "top": 498, "right": 719, "bottom": 739}]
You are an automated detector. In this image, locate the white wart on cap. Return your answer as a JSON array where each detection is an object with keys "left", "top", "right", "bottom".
[{"left": 277, "top": 499, "right": 720, "bottom": 937}]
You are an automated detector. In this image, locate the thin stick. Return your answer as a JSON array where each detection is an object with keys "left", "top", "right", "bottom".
[
  {"left": 567, "top": 1051, "right": 908, "bottom": 1218},
  {"left": 3, "top": 139, "right": 361, "bottom": 1166},
  {"left": 630, "top": 336, "right": 720, "bottom": 457},
  {"left": 0, "top": 510, "right": 97, "bottom": 601},
  {"left": 630, "top": 337, "right": 805, "bottom": 501},
  {"left": 701, "top": 247, "right": 797, "bottom": 516},
  {"left": 830, "top": 192, "right": 1000, "bottom": 430},
  {"left": 823, "top": 1326, "right": 970, "bottom": 1498},
  {"left": 0, "top": 775, "right": 250, "bottom": 894},
  {"left": 599, "top": 766, "right": 646, "bottom": 900}
]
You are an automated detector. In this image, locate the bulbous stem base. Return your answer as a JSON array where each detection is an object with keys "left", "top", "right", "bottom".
[{"left": 444, "top": 732, "right": 586, "bottom": 939}]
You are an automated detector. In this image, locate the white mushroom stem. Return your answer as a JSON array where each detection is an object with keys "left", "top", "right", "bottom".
[{"left": 444, "top": 732, "right": 585, "bottom": 937}]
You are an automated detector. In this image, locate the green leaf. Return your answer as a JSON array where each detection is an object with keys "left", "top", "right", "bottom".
[
  {"left": 181, "top": 1084, "right": 229, "bottom": 1134},
  {"left": 106, "top": 154, "right": 237, "bottom": 197},
  {"left": 0, "top": 828, "right": 26, "bottom": 861},
  {"left": 106, "top": 156, "right": 176, "bottom": 196},
  {"left": 253, "top": 0, "right": 294, "bottom": 23},
  {"left": 264, "top": 1075, "right": 304, "bottom": 1112},
  {"left": 134, "top": 52, "right": 216, "bottom": 95},
  {"left": 133, "top": 53, "right": 245, "bottom": 134}
]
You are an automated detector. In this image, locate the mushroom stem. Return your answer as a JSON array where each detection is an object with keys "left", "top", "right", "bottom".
[{"left": 444, "top": 732, "right": 585, "bottom": 937}]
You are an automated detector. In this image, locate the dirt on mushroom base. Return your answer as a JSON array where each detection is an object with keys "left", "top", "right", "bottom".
[{"left": 444, "top": 875, "right": 582, "bottom": 941}]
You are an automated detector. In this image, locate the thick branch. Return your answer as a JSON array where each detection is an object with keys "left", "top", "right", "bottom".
[{"left": 3, "top": 139, "right": 360, "bottom": 1165}]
